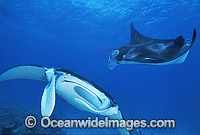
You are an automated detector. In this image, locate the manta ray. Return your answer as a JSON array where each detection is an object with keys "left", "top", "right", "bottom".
[
  {"left": 0, "top": 65, "right": 141, "bottom": 135},
  {"left": 108, "top": 23, "right": 196, "bottom": 70}
]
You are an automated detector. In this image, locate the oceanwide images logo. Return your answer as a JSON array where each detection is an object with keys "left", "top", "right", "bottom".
[{"left": 25, "top": 115, "right": 176, "bottom": 130}]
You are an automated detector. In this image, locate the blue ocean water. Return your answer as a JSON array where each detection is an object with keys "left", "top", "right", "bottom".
[{"left": 0, "top": 0, "right": 200, "bottom": 134}]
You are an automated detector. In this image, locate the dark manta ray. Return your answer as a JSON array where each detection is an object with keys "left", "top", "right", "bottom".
[{"left": 108, "top": 23, "right": 196, "bottom": 70}]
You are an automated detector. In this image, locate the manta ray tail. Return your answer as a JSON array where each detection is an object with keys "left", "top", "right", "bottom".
[{"left": 0, "top": 65, "right": 48, "bottom": 82}]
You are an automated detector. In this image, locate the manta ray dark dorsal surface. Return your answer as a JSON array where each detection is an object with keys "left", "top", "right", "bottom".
[{"left": 129, "top": 23, "right": 174, "bottom": 45}]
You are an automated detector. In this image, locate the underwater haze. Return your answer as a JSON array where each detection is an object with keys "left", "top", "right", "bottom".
[{"left": 0, "top": 0, "right": 200, "bottom": 135}]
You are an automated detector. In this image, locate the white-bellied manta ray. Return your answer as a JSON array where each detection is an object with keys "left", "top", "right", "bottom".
[
  {"left": 0, "top": 65, "right": 141, "bottom": 135},
  {"left": 108, "top": 23, "right": 197, "bottom": 70}
]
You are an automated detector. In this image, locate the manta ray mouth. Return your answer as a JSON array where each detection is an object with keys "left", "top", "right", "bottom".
[{"left": 62, "top": 80, "right": 110, "bottom": 110}]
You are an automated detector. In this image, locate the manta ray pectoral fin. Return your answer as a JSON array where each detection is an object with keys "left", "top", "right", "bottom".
[
  {"left": 192, "top": 29, "right": 197, "bottom": 45},
  {"left": 160, "top": 28, "right": 197, "bottom": 65},
  {"left": 177, "top": 50, "right": 190, "bottom": 63},
  {"left": 171, "top": 50, "right": 190, "bottom": 64},
  {"left": 41, "top": 74, "right": 56, "bottom": 116},
  {"left": 152, "top": 51, "right": 190, "bottom": 65},
  {"left": 183, "top": 29, "right": 196, "bottom": 48},
  {"left": 129, "top": 23, "right": 154, "bottom": 45},
  {"left": 0, "top": 65, "right": 47, "bottom": 81},
  {"left": 172, "top": 28, "right": 197, "bottom": 64}
]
